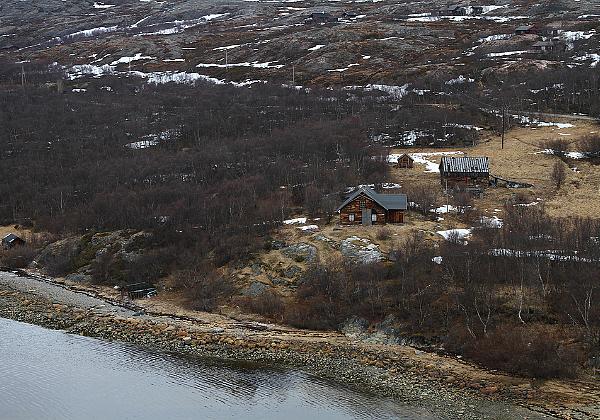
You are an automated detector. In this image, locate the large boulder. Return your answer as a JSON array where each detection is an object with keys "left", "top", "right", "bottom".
[
  {"left": 243, "top": 281, "right": 271, "bottom": 297},
  {"left": 339, "top": 236, "right": 383, "bottom": 264},
  {"left": 34, "top": 230, "right": 153, "bottom": 277},
  {"left": 34, "top": 236, "right": 81, "bottom": 270},
  {"left": 281, "top": 243, "right": 317, "bottom": 263},
  {"left": 341, "top": 315, "right": 401, "bottom": 345}
]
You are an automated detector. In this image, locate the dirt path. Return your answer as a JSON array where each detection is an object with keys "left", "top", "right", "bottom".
[{"left": 507, "top": 110, "right": 599, "bottom": 122}]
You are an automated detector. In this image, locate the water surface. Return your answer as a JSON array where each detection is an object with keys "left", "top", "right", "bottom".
[{"left": 0, "top": 318, "right": 434, "bottom": 420}]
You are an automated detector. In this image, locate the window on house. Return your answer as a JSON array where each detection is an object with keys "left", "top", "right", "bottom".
[
  {"left": 359, "top": 198, "right": 366, "bottom": 209},
  {"left": 371, "top": 213, "right": 377, "bottom": 222},
  {"left": 348, "top": 213, "right": 355, "bottom": 222}
]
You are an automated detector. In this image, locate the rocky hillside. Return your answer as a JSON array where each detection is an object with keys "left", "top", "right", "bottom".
[{"left": 2, "top": 0, "right": 599, "bottom": 88}]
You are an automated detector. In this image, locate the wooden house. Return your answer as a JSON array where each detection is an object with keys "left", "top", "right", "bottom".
[
  {"left": 440, "top": 5, "right": 468, "bottom": 16},
  {"left": 544, "top": 22, "right": 564, "bottom": 37},
  {"left": 532, "top": 40, "right": 563, "bottom": 53},
  {"left": 439, "top": 156, "right": 490, "bottom": 189},
  {"left": 2, "top": 233, "right": 25, "bottom": 249},
  {"left": 471, "top": 5, "right": 484, "bottom": 15},
  {"left": 515, "top": 25, "right": 536, "bottom": 35},
  {"left": 342, "top": 11, "right": 360, "bottom": 20},
  {"left": 336, "top": 187, "right": 407, "bottom": 225},
  {"left": 396, "top": 153, "right": 414, "bottom": 169}
]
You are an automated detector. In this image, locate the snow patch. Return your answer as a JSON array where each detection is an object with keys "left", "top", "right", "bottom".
[
  {"left": 432, "top": 205, "right": 458, "bottom": 214},
  {"left": 445, "top": 75, "right": 474, "bottom": 85},
  {"left": 93, "top": 2, "right": 116, "bottom": 8},
  {"left": 197, "top": 61, "right": 284, "bottom": 69},
  {"left": 284, "top": 217, "right": 307, "bottom": 225},
  {"left": 388, "top": 151, "right": 463, "bottom": 173},
  {"left": 437, "top": 229, "right": 472, "bottom": 241},
  {"left": 110, "top": 53, "right": 155, "bottom": 66},
  {"left": 480, "top": 216, "right": 503, "bottom": 228},
  {"left": 478, "top": 33, "right": 512, "bottom": 43},
  {"left": 298, "top": 225, "right": 319, "bottom": 231}
]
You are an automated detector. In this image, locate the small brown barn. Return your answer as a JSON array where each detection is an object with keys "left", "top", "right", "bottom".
[
  {"left": 440, "top": 156, "right": 490, "bottom": 189},
  {"left": 515, "top": 25, "right": 536, "bottom": 35},
  {"left": 336, "top": 187, "right": 407, "bottom": 225},
  {"left": 396, "top": 154, "right": 414, "bottom": 169}
]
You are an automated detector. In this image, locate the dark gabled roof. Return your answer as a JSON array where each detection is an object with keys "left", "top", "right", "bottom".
[
  {"left": 336, "top": 187, "right": 407, "bottom": 212},
  {"left": 440, "top": 156, "right": 489, "bottom": 174},
  {"left": 397, "top": 153, "right": 414, "bottom": 160},
  {"left": 2, "top": 233, "right": 23, "bottom": 244},
  {"left": 533, "top": 40, "right": 555, "bottom": 47}
]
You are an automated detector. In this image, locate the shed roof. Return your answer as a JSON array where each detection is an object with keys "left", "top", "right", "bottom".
[
  {"left": 336, "top": 187, "right": 407, "bottom": 212},
  {"left": 2, "top": 233, "right": 23, "bottom": 244},
  {"left": 515, "top": 25, "right": 534, "bottom": 31},
  {"left": 440, "top": 156, "right": 489, "bottom": 174},
  {"left": 533, "top": 40, "right": 555, "bottom": 47}
]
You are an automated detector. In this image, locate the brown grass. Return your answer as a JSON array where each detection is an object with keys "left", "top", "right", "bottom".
[{"left": 390, "top": 120, "right": 600, "bottom": 219}]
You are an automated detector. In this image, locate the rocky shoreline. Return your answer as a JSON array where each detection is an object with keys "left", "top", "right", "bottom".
[{"left": 0, "top": 278, "right": 563, "bottom": 420}]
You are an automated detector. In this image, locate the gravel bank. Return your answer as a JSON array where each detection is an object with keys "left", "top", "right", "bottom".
[{"left": 0, "top": 271, "right": 561, "bottom": 420}]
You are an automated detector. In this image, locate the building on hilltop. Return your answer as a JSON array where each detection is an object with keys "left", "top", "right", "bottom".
[
  {"left": 440, "top": 5, "right": 468, "bottom": 16},
  {"left": 336, "top": 187, "right": 407, "bottom": 225},
  {"left": 515, "top": 25, "right": 536, "bottom": 35},
  {"left": 471, "top": 5, "right": 485, "bottom": 15},
  {"left": 306, "top": 12, "right": 338, "bottom": 24}
]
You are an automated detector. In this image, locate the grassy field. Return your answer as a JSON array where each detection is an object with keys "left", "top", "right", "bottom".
[{"left": 390, "top": 119, "right": 600, "bottom": 219}]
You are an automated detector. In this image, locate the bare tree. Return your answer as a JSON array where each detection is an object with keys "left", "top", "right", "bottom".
[{"left": 551, "top": 161, "right": 567, "bottom": 189}]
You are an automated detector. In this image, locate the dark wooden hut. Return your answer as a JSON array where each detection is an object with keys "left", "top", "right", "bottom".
[
  {"left": 2, "top": 233, "right": 25, "bottom": 249},
  {"left": 439, "top": 156, "right": 490, "bottom": 189},
  {"left": 396, "top": 154, "right": 414, "bottom": 169}
]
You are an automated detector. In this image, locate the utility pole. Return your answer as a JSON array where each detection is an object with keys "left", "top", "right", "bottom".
[
  {"left": 445, "top": 179, "right": 449, "bottom": 214},
  {"left": 501, "top": 107, "right": 505, "bottom": 149},
  {"left": 225, "top": 49, "right": 228, "bottom": 72},
  {"left": 292, "top": 65, "right": 295, "bottom": 85},
  {"left": 21, "top": 65, "right": 25, "bottom": 87}
]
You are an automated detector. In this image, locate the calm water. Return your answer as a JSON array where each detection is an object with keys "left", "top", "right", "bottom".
[{"left": 0, "top": 318, "right": 434, "bottom": 420}]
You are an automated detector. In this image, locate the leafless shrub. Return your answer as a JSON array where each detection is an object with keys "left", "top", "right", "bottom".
[
  {"left": 240, "top": 290, "right": 285, "bottom": 320},
  {"left": 577, "top": 135, "right": 600, "bottom": 156},
  {"left": 551, "top": 161, "right": 567, "bottom": 189},
  {"left": 404, "top": 184, "right": 440, "bottom": 215},
  {"left": 0, "top": 245, "right": 37, "bottom": 268},
  {"left": 0, "top": 232, "right": 48, "bottom": 269},
  {"left": 462, "top": 325, "right": 582, "bottom": 378},
  {"left": 44, "top": 254, "right": 73, "bottom": 277},
  {"left": 185, "top": 272, "right": 236, "bottom": 312},
  {"left": 376, "top": 226, "right": 393, "bottom": 241},
  {"left": 452, "top": 190, "right": 474, "bottom": 214},
  {"left": 542, "top": 138, "right": 570, "bottom": 155}
]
